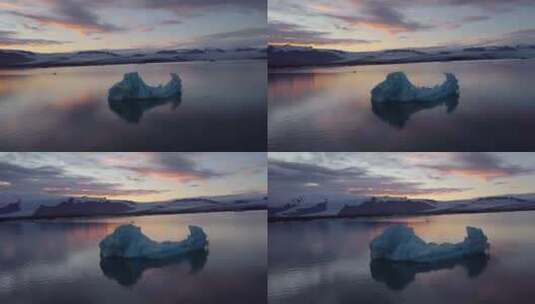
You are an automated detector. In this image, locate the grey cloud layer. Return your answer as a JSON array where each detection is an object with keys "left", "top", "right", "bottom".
[
  {"left": 7, "top": 0, "right": 125, "bottom": 35},
  {"left": 269, "top": 159, "right": 468, "bottom": 198},
  {"left": 270, "top": 0, "right": 535, "bottom": 45},
  {"left": 423, "top": 153, "right": 534, "bottom": 180},
  {"left": 0, "top": 161, "right": 163, "bottom": 198},
  {"left": 327, "top": 1, "right": 434, "bottom": 33},
  {"left": 5, "top": 0, "right": 265, "bottom": 43},
  {"left": 269, "top": 21, "right": 378, "bottom": 45},
  {"left": 116, "top": 153, "right": 223, "bottom": 182},
  {"left": 184, "top": 27, "right": 267, "bottom": 48},
  {"left": 268, "top": 152, "right": 535, "bottom": 199},
  {"left": 0, "top": 30, "right": 69, "bottom": 46},
  {"left": 0, "top": 153, "right": 231, "bottom": 200},
  {"left": 136, "top": 0, "right": 266, "bottom": 13}
]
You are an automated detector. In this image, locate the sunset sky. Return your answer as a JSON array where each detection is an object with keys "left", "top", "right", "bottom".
[
  {"left": 269, "top": 0, "right": 535, "bottom": 51},
  {"left": 0, "top": 0, "right": 266, "bottom": 52},
  {"left": 0, "top": 152, "right": 267, "bottom": 202},
  {"left": 269, "top": 153, "right": 535, "bottom": 201}
]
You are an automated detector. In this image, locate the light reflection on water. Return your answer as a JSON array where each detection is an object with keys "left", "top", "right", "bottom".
[
  {"left": 269, "top": 59, "right": 535, "bottom": 151},
  {"left": 0, "top": 211, "right": 266, "bottom": 304},
  {"left": 0, "top": 60, "right": 266, "bottom": 151},
  {"left": 268, "top": 211, "right": 535, "bottom": 304}
]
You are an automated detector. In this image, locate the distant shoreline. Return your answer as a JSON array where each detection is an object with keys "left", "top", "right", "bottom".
[
  {"left": 268, "top": 56, "right": 531, "bottom": 69},
  {"left": 268, "top": 206, "right": 535, "bottom": 223},
  {"left": 0, "top": 57, "right": 267, "bottom": 70},
  {"left": 0, "top": 205, "right": 266, "bottom": 223},
  {"left": 268, "top": 44, "right": 535, "bottom": 69}
]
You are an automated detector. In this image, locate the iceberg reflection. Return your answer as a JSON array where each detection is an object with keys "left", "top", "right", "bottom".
[
  {"left": 100, "top": 250, "right": 209, "bottom": 287},
  {"left": 372, "top": 94, "right": 459, "bottom": 128},
  {"left": 108, "top": 95, "right": 181, "bottom": 123},
  {"left": 370, "top": 254, "right": 489, "bottom": 290}
]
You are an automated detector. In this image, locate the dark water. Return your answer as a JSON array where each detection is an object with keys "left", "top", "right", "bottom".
[
  {"left": 0, "top": 60, "right": 266, "bottom": 151},
  {"left": 0, "top": 211, "right": 267, "bottom": 304},
  {"left": 269, "top": 59, "right": 535, "bottom": 151},
  {"left": 268, "top": 211, "right": 535, "bottom": 304}
]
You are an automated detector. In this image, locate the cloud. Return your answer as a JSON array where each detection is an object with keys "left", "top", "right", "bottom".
[
  {"left": 442, "top": 15, "right": 492, "bottom": 29},
  {"left": 7, "top": 0, "right": 124, "bottom": 35},
  {"left": 0, "top": 30, "right": 70, "bottom": 47},
  {"left": 507, "top": 28, "right": 535, "bottom": 39},
  {"left": 42, "top": 186, "right": 165, "bottom": 197},
  {"left": 270, "top": 1, "right": 434, "bottom": 35},
  {"left": 112, "top": 153, "right": 222, "bottom": 183},
  {"left": 423, "top": 153, "right": 533, "bottom": 180},
  {"left": 174, "top": 27, "right": 266, "bottom": 48},
  {"left": 462, "top": 15, "right": 492, "bottom": 22},
  {"left": 271, "top": 0, "right": 535, "bottom": 44},
  {"left": 269, "top": 159, "right": 368, "bottom": 181},
  {"left": 475, "top": 28, "right": 535, "bottom": 46},
  {"left": 351, "top": 0, "right": 535, "bottom": 13},
  {"left": 200, "top": 28, "right": 266, "bottom": 40},
  {"left": 160, "top": 19, "right": 183, "bottom": 25},
  {"left": 137, "top": 0, "right": 266, "bottom": 15},
  {"left": 0, "top": 161, "right": 165, "bottom": 199},
  {"left": 269, "top": 21, "right": 379, "bottom": 45},
  {"left": 2, "top": 0, "right": 267, "bottom": 51},
  {"left": 419, "top": 0, "right": 535, "bottom": 12},
  {"left": 326, "top": 1, "right": 434, "bottom": 34},
  {"left": 269, "top": 159, "right": 468, "bottom": 198}
]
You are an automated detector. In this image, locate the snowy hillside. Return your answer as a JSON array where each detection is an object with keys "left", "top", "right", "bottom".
[
  {"left": 0, "top": 193, "right": 266, "bottom": 221},
  {"left": 269, "top": 193, "right": 535, "bottom": 220},
  {"left": 268, "top": 44, "right": 535, "bottom": 68},
  {"left": 0, "top": 47, "right": 266, "bottom": 68}
]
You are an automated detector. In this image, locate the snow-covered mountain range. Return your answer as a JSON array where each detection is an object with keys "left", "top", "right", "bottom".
[
  {"left": 0, "top": 193, "right": 267, "bottom": 221},
  {"left": 0, "top": 47, "right": 266, "bottom": 68},
  {"left": 268, "top": 44, "right": 535, "bottom": 68},
  {"left": 268, "top": 193, "right": 535, "bottom": 220}
]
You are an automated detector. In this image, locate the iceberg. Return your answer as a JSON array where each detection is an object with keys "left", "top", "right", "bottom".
[
  {"left": 370, "top": 224, "right": 489, "bottom": 263},
  {"left": 371, "top": 72, "right": 459, "bottom": 103},
  {"left": 108, "top": 72, "right": 182, "bottom": 102},
  {"left": 99, "top": 224, "right": 208, "bottom": 259}
]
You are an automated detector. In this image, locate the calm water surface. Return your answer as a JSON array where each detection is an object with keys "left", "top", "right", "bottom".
[
  {"left": 269, "top": 211, "right": 535, "bottom": 304},
  {"left": 0, "top": 211, "right": 266, "bottom": 304},
  {"left": 0, "top": 60, "right": 266, "bottom": 151},
  {"left": 269, "top": 59, "right": 535, "bottom": 151}
]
